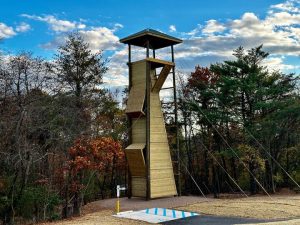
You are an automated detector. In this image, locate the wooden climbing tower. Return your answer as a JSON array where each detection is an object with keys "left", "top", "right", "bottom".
[{"left": 120, "top": 29, "right": 182, "bottom": 199}]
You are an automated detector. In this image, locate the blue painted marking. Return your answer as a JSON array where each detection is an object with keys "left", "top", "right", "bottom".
[
  {"left": 146, "top": 208, "right": 149, "bottom": 214},
  {"left": 191, "top": 212, "right": 195, "bottom": 216},
  {"left": 172, "top": 210, "right": 176, "bottom": 218},
  {"left": 155, "top": 208, "right": 158, "bottom": 215},
  {"left": 182, "top": 211, "right": 186, "bottom": 218},
  {"left": 163, "top": 208, "right": 166, "bottom": 216}
]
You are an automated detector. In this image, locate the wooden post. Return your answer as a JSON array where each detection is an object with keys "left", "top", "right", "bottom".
[
  {"left": 146, "top": 63, "right": 151, "bottom": 200},
  {"left": 146, "top": 40, "right": 150, "bottom": 58},
  {"left": 127, "top": 44, "right": 132, "bottom": 198},
  {"left": 128, "top": 44, "right": 132, "bottom": 88},
  {"left": 146, "top": 40, "right": 151, "bottom": 200},
  {"left": 171, "top": 45, "right": 181, "bottom": 196}
]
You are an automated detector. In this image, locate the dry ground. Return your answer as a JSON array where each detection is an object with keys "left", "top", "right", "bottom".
[
  {"left": 40, "top": 210, "right": 147, "bottom": 225},
  {"left": 180, "top": 194, "right": 300, "bottom": 219},
  {"left": 40, "top": 194, "right": 300, "bottom": 225},
  {"left": 180, "top": 194, "right": 300, "bottom": 225}
]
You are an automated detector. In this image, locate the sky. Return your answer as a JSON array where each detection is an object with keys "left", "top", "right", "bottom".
[{"left": 1, "top": 0, "right": 300, "bottom": 88}]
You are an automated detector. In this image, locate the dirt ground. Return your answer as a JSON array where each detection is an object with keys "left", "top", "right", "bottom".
[
  {"left": 180, "top": 194, "right": 300, "bottom": 219},
  {"left": 40, "top": 210, "right": 146, "bottom": 225},
  {"left": 40, "top": 194, "right": 300, "bottom": 225}
]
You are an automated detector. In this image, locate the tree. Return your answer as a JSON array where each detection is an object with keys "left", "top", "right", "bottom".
[
  {"left": 181, "top": 45, "right": 299, "bottom": 196},
  {"left": 0, "top": 33, "right": 127, "bottom": 224},
  {"left": 55, "top": 33, "right": 108, "bottom": 99},
  {"left": 65, "top": 136, "right": 125, "bottom": 216},
  {"left": 0, "top": 53, "right": 55, "bottom": 225},
  {"left": 210, "top": 45, "right": 297, "bottom": 194},
  {"left": 185, "top": 66, "right": 221, "bottom": 196},
  {"left": 54, "top": 32, "right": 110, "bottom": 143}
]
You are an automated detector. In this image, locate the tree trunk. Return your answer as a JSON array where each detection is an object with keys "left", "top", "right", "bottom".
[
  {"left": 249, "top": 161, "right": 257, "bottom": 194},
  {"left": 231, "top": 158, "right": 237, "bottom": 181},
  {"left": 2, "top": 207, "right": 13, "bottom": 225},
  {"left": 212, "top": 164, "right": 219, "bottom": 198},
  {"left": 62, "top": 175, "right": 70, "bottom": 218},
  {"left": 73, "top": 192, "right": 81, "bottom": 216}
]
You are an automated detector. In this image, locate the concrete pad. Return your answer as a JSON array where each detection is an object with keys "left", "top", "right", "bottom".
[{"left": 114, "top": 208, "right": 199, "bottom": 223}]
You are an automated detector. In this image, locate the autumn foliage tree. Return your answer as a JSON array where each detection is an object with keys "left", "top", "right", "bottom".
[{"left": 64, "top": 137, "right": 125, "bottom": 216}]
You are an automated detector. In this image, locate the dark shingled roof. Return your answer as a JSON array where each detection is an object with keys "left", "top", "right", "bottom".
[{"left": 120, "top": 28, "right": 182, "bottom": 50}]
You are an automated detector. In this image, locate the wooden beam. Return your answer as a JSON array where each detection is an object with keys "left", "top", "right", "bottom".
[
  {"left": 125, "top": 87, "right": 145, "bottom": 114},
  {"left": 146, "top": 61, "right": 151, "bottom": 200},
  {"left": 127, "top": 44, "right": 132, "bottom": 198},
  {"left": 125, "top": 144, "right": 146, "bottom": 177},
  {"left": 146, "top": 57, "right": 174, "bottom": 67},
  {"left": 152, "top": 65, "right": 172, "bottom": 92}
]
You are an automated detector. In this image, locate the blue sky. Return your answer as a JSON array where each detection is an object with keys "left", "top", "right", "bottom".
[{"left": 1, "top": 0, "right": 300, "bottom": 87}]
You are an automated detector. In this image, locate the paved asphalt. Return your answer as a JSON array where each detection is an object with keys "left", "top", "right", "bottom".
[{"left": 162, "top": 215, "right": 276, "bottom": 225}]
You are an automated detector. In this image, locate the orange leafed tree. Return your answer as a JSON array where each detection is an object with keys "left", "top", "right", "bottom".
[{"left": 65, "top": 136, "right": 125, "bottom": 215}]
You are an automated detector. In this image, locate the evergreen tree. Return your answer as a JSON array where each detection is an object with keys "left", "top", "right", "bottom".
[{"left": 55, "top": 33, "right": 108, "bottom": 99}]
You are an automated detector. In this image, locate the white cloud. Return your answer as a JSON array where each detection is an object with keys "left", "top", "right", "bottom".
[
  {"left": 21, "top": 14, "right": 86, "bottom": 32},
  {"left": 202, "top": 20, "right": 226, "bottom": 34},
  {"left": 169, "top": 25, "right": 176, "bottom": 32},
  {"left": 113, "top": 23, "right": 123, "bottom": 31},
  {"left": 104, "top": 47, "right": 128, "bottom": 87},
  {"left": 40, "top": 35, "right": 67, "bottom": 49},
  {"left": 79, "top": 26, "right": 121, "bottom": 52},
  {"left": 262, "top": 56, "right": 300, "bottom": 72},
  {"left": 182, "top": 24, "right": 202, "bottom": 37},
  {"left": 270, "top": 0, "right": 300, "bottom": 13},
  {"left": 173, "top": 0, "right": 300, "bottom": 66},
  {"left": 16, "top": 22, "right": 31, "bottom": 32},
  {"left": 25, "top": 14, "right": 123, "bottom": 53},
  {"left": 41, "top": 26, "right": 121, "bottom": 53},
  {"left": 0, "top": 22, "right": 16, "bottom": 38},
  {"left": 289, "top": 26, "right": 300, "bottom": 38},
  {"left": 266, "top": 11, "right": 300, "bottom": 26},
  {"left": 77, "top": 24, "right": 86, "bottom": 29}
]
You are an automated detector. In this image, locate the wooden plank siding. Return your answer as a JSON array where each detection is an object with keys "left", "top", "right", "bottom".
[
  {"left": 149, "top": 69, "right": 177, "bottom": 198},
  {"left": 125, "top": 59, "right": 177, "bottom": 199},
  {"left": 125, "top": 61, "right": 146, "bottom": 114},
  {"left": 132, "top": 118, "right": 146, "bottom": 143},
  {"left": 124, "top": 147, "right": 146, "bottom": 177},
  {"left": 125, "top": 61, "right": 148, "bottom": 197},
  {"left": 132, "top": 177, "right": 146, "bottom": 197}
]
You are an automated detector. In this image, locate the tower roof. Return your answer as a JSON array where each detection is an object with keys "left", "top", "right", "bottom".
[{"left": 120, "top": 28, "right": 182, "bottom": 50}]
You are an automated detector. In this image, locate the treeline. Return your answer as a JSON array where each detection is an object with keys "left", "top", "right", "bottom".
[
  {"left": 176, "top": 45, "right": 300, "bottom": 197},
  {"left": 0, "top": 33, "right": 300, "bottom": 225},
  {"left": 0, "top": 34, "right": 127, "bottom": 225}
]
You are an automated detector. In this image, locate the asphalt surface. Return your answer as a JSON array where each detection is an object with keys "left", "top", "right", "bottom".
[{"left": 162, "top": 215, "right": 275, "bottom": 225}]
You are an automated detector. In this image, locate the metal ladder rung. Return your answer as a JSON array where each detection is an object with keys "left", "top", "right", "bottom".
[
  {"left": 161, "top": 102, "right": 175, "bottom": 105},
  {"left": 164, "top": 112, "right": 176, "bottom": 115},
  {"left": 161, "top": 86, "right": 174, "bottom": 90},
  {"left": 166, "top": 124, "right": 177, "bottom": 127}
]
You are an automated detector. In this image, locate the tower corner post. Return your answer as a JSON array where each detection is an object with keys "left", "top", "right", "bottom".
[
  {"left": 127, "top": 44, "right": 132, "bottom": 198},
  {"left": 171, "top": 45, "right": 181, "bottom": 196}
]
